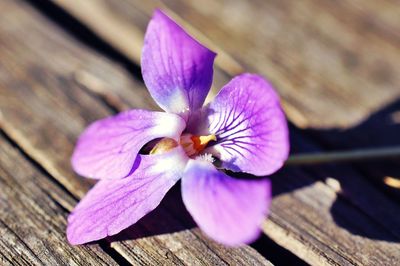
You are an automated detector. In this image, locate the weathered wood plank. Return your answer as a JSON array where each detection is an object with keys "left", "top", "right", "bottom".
[
  {"left": 0, "top": 134, "right": 117, "bottom": 266},
  {"left": 0, "top": 0, "right": 272, "bottom": 264},
  {"left": 50, "top": 0, "right": 400, "bottom": 128},
  {"left": 159, "top": 0, "right": 400, "bottom": 128},
  {"left": 46, "top": 1, "right": 400, "bottom": 265}
]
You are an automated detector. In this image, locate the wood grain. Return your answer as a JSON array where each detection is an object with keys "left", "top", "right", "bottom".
[
  {"left": 0, "top": 0, "right": 271, "bottom": 264},
  {"left": 0, "top": 135, "right": 118, "bottom": 266},
  {"left": 160, "top": 0, "right": 400, "bottom": 128},
  {"left": 46, "top": 0, "right": 400, "bottom": 265}
]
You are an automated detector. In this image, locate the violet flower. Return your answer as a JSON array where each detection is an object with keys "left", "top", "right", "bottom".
[{"left": 67, "top": 10, "right": 289, "bottom": 246}]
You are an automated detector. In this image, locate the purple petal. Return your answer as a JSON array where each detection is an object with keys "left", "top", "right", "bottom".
[
  {"left": 205, "top": 74, "right": 289, "bottom": 176},
  {"left": 181, "top": 159, "right": 271, "bottom": 246},
  {"left": 71, "top": 109, "right": 185, "bottom": 179},
  {"left": 141, "top": 10, "right": 216, "bottom": 118},
  {"left": 67, "top": 146, "right": 188, "bottom": 245}
]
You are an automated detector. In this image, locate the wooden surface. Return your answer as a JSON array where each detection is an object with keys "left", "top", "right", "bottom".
[{"left": 1, "top": 0, "right": 399, "bottom": 265}]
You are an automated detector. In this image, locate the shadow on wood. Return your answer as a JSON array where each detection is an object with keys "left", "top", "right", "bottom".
[{"left": 293, "top": 98, "right": 400, "bottom": 242}]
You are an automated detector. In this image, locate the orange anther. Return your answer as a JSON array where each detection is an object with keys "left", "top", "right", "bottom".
[{"left": 180, "top": 134, "right": 216, "bottom": 156}]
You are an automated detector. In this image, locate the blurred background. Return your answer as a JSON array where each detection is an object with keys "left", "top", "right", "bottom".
[{"left": 0, "top": 0, "right": 399, "bottom": 265}]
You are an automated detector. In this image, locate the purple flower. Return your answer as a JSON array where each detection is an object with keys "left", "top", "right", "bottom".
[{"left": 67, "top": 10, "right": 289, "bottom": 246}]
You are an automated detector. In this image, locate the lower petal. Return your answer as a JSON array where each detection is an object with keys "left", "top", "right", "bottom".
[
  {"left": 203, "top": 74, "right": 289, "bottom": 176},
  {"left": 67, "top": 146, "right": 188, "bottom": 245},
  {"left": 181, "top": 159, "right": 271, "bottom": 246}
]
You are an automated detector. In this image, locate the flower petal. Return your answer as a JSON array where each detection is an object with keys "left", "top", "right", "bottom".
[
  {"left": 67, "top": 146, "right": 188, "bottom": 245},
  {"left": 204, "top": 74, "right": 289, "bottom": 176},
  {"left": 71, "top": 109, "right": 185, "bottom": 179},
  {"left": 141, "top": 10, "right": 216, "bottom": 118},
  {"left": 181, "top": 159, "right": 271, "bottom": 246}
]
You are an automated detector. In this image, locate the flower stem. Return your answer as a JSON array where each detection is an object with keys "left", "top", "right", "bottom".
[{"left": 286, "top": 146, "right": 400, "bottom": 165}]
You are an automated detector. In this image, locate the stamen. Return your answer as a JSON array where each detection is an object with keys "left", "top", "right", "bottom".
[
  {"left": 180, "top": 133, "right": 217, "bottom": 156},
  {"left": 150, "top": 138, "right": 178, "bottom": 155},
  {"left": 192, "top": 134, "right": 217, "bottom": 151}
]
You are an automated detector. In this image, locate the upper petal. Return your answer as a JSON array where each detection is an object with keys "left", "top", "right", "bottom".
[
  {"left": 71, "top": 109, "right": 185, "bottom": 179},
  {"left": 203, "top": 74, "right": 289, "bottom": 176},
  {"left": 67, "top": 146, "right": 188, "bottom": 245},
  {"left": 181, "top": 159, "right": 271, "bottom": 246},
  {"left": 141, "top": 10, "right": 216, "bottom": 118}
]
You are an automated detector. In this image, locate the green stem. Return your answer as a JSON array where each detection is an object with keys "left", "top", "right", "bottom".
[{"left": 286, "top": 146, "right": 400, "bottom": 165}]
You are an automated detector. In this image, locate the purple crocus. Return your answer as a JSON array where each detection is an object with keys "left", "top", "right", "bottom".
[{"left": 67, "top": 10, "right": 289, "bottom": 246}]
